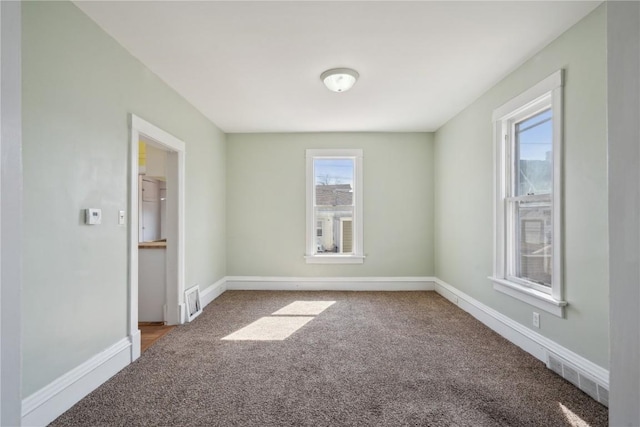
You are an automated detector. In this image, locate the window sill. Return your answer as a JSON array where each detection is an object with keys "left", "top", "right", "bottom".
[
  {"left": 305, "top": 255, "right": 365, "bottom": 264},
  {"left": 489, "top": 277, "right": 567, "bottom": 317}
]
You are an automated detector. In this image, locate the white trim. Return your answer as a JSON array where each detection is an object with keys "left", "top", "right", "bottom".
[
  {"left": 306, "top": 149, "right": 360, "bottom": 158},
  {"left": 128, "top": 124, "right": 139, "bottom": 333},
  {"left": 165, "top": 149, "right": 186, "bottom": 326},
  {"left": 129, "top": 114, "right": 187, "bottom": 359},
  {"left": 490, "top": 277, "right": 566, "bottom": 317},
  {"left": 433, "top": 278, "right": 608, "bottom": 389},
  {"left": 492, "top": 70, "right": 565, "bottom": 315},
  {"left": 227, "top": 276, "right": 435, "bottom": 283},
  {"left": 492, "top": 70, "right": 563, "bottom": 120},
  {"left": 225, "top": 276, "right": 435, "bottom": 291},
  {"left": 507, "top": 194, "right": 550, "bottom": 203},
  {"left": 21, "top": 338, "right": 132, "bottom": 427},
  {"left": 550, "top": 82, "right": 563, "bottom": 302},
  {"left": 304, "top": 255, "right": 365, "bottom": 264},
  {"left": 131, "top": 115, "right": 185, "bottom": 152},
  {"left": 200, "top": 277, "right": 228, "bottom": 308},
  {"left": 130, "top": 329, "right": 141, "bottom": 362}
]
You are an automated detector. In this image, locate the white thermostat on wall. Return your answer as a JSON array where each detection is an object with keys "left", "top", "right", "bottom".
[{"left": 85, "top": 208, "right": 102, "bottom": 225}]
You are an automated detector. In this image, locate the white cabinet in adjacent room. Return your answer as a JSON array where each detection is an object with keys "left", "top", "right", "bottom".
[{"left": 138, "top": 245, "right": 166, "bottom": 322}]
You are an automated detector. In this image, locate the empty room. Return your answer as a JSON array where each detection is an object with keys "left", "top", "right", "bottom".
[{"left": 1, "top": 1, "right": 639, "bottom": 426}]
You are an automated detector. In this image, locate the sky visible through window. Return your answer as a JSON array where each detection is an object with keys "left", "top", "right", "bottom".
[
  {"left": 516, "top": 109, "right": 552, "bottom": 195},
  {"left": 517, "top": 109, "right": 552, "bottom": 161},
  {"left": 314, "top": 159, "right": 354, "bottom": 186}
]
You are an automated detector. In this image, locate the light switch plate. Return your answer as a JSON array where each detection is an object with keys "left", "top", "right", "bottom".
[
  {"left": 118, "top": 210, "right": 125, "bottom": 225},
  {"left": 85, "top": 208, "right": 102, "bottom": 225}
]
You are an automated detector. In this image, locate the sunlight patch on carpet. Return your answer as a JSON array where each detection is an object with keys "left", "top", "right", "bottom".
[
  {"left": 221, "top": 316, "right": 315, "bottom": 341},
  {"left": 272, "top": 301, "right": 336, "bottom": 316},
  {"left": 559, "top": 403, "right": 590, "bottom": 427}
]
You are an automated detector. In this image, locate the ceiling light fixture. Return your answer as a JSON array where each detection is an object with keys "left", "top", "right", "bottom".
[{"left": 320, "top": 68, "right": 359, "bottom": 93}]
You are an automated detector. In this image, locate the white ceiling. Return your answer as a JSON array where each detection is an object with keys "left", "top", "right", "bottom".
[{"left": 75, "top": 1, "right": 601, "bottom": 133}]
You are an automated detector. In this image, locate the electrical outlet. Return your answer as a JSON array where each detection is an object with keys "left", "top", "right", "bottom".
[{"left": 533, "top": 312, "right": 540, "bottom": 328}]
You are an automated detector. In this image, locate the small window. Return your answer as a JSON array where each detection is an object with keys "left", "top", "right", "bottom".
[
  {"left": 490, "top": 70, "right": 567, "bottom": 317},
  {"left": 306, "top": 149, "right": 364, "bottom": 264}
]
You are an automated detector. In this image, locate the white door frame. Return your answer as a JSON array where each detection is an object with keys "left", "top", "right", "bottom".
[{"left": 129, "top": 114, "right": 185, "bottom": 361}]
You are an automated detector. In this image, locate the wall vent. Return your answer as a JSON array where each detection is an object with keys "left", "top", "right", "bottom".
[{"left": 546, "top": 352, "right": 608, "bottom": 406}]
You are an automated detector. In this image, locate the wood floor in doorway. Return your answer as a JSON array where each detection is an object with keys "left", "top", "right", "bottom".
[{"left": 139, "top": 322, "right": 175, "bottom": 352}]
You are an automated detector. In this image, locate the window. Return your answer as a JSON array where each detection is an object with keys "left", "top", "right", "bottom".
[
  {"left": 490, "top": 70, "right": 567, "bottom": 317},
  {"left": 306, "top": 149, "right": 364, "bottom": 264}
]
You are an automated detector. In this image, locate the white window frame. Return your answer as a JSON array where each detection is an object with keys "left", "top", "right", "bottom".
[
  {"left": 305, "top": 149, "right": 364, "bottom": 264},
  {"left": 490, "top": 70, "right": 567, "bottom": 317}
]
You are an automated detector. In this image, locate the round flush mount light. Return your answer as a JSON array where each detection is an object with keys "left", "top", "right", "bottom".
[{"left": 320, "top": 68, "right": 359, "bottom": 93}]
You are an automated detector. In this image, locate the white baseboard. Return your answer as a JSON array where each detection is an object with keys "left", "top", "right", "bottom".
[
  {"left": 22, "top": 337, "right": 133, "bottom": 426},
  {"left": 433, "top": 277, "right": 609, "bottom": 405},
  {"left": 200, "top": 276, "right": 228, "bottom": 308},
  {"left": 130, "top": 329, "right": 141, "bottom": 362},
  {"left": 225, "top": 276, "right": 436, "bottom": 291}
]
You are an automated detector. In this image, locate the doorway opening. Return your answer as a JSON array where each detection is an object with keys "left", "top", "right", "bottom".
[
  {"left": 139, "top": 322, "right": 176, "bottom": 353},
  {"left": 129, "top": 114, "right": 185, "bottom": 361}
]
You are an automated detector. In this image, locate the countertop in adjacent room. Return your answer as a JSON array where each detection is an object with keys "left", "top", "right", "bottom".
[{"left": 138, "top": 241, "right": 167, "bottom": 249}]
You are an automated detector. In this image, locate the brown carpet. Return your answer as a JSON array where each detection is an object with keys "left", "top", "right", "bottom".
[{"left": 51, "top": 291, "right": 607, "bottom": 426}]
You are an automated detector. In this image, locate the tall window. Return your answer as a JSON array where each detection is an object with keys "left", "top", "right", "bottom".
[
  {"left": 491, "top": 70, "right": 566, "bottom": 317},
  {"left": 306, "top": 149, "right": 363, "bottom": 264}
]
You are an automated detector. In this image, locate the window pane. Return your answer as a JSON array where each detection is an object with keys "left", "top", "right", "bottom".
[
  {"left": 515, "top": 109, "right": 552, "bottom": 196},
  {"left": 314, "top": 159, "right": 354, "bottom": 206},
  {"left": 315, "top": 206, "right": 353, "bottom": 254},
  {"left": 516, "top": 200, "right": 552, "bottom": 287}
]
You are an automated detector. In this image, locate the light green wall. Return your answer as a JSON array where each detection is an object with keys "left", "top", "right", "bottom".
[
  {"left": 22, "top": 2, "right": 226, "bottom": 395},
  {"left": 226, "top": 133, "right": 434, "bottom": 277},
  {"left": 434, "top": 5, "right": 608, "bottom": 367}
]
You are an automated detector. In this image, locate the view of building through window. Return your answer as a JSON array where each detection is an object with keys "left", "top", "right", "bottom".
[
  {"left": 517, "top": 201, "right": 552, "bottom": 286},
  {"left": 514, "top": 108, "right": 553, "bottom": 287},
  {"left": 314, "top": 159, "right": 354, "bottom": 254}
]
